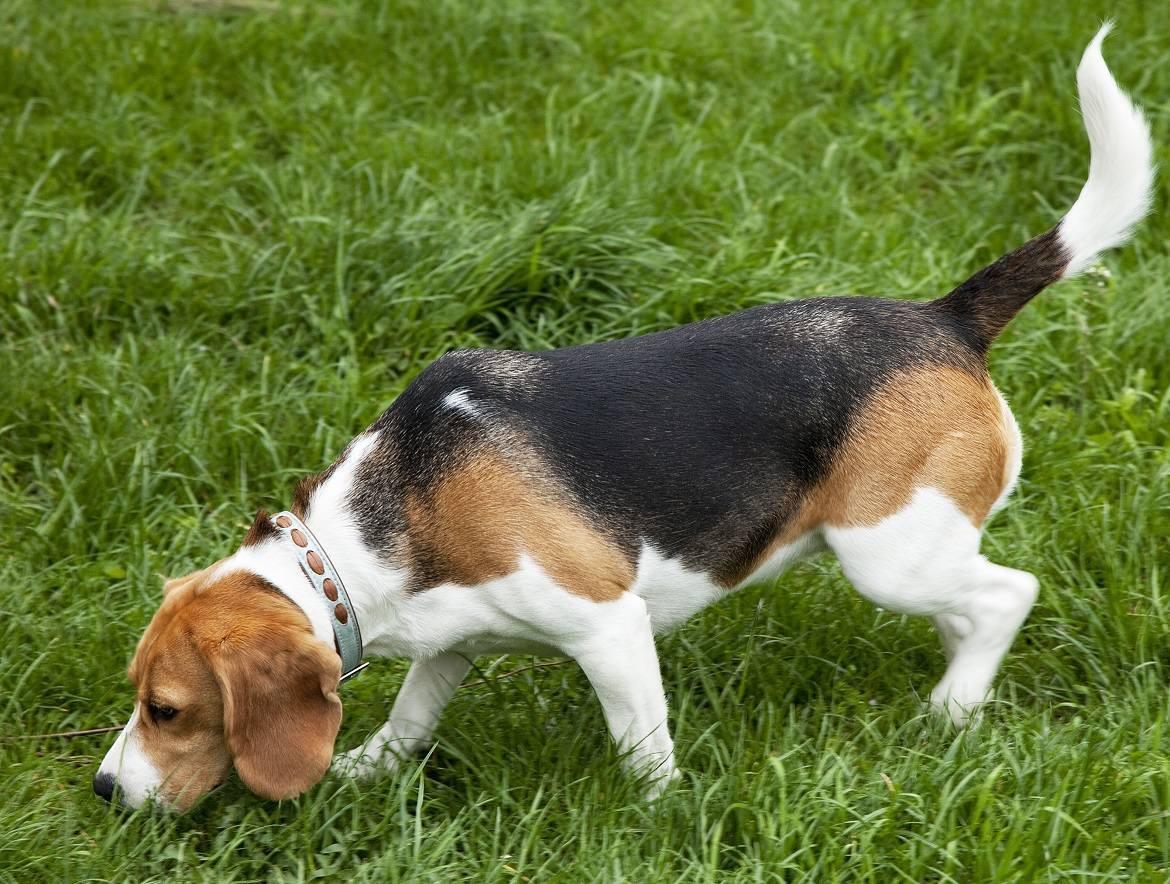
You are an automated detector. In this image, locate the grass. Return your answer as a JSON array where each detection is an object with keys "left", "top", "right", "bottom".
[{"left": 1, "top": 0, "right": 1169, "bottom": 879}]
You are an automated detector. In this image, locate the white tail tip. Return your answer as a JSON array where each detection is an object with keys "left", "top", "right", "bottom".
[{"left": 1058, "top": 23, "right": 1155, "bottom": 276}]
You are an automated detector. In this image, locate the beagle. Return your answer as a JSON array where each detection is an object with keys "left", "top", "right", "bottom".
[{"left": 95, "top": 27, "right": 1153, "bottom": 810}]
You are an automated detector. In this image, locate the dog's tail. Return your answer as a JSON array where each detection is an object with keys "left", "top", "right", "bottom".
[{"left": 933, "top": 23, "right": 1154, "bottom": 349}]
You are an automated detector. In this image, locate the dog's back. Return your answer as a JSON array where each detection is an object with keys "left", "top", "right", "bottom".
[{"left": 374, "top": 295, "right": 990, "bottom": 588}]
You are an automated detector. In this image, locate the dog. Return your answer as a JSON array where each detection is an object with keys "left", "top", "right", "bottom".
[{"left": 95, "top": 26, "right": 1153, "bottom": 810}]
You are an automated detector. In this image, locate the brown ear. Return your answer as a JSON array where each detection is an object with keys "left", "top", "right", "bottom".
[{"left": 209, "top": 605, "right": 343, "bottom": 800}]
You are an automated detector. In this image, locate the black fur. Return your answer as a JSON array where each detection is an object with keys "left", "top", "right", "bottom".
[
  {"left": 932, "top": 227, "right": 1069, "bottom": 348},
  {"left": 343, "top": 296, "right": 988, "bottom": 585}
]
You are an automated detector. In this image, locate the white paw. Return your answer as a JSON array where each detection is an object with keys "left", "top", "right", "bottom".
[
  {"left": 643, "top": 766, "right": 682, "bottom": 801},
  {"left": 331, "top": 744, "right": 400, "bottom": 781},
  {"left": 929, "top": 685, "right": 986, "bottom": 727}
]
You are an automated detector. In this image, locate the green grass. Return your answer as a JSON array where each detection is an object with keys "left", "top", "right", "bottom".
[{"left": 2, "top": 0, "right": 1169, "bottom": 880}]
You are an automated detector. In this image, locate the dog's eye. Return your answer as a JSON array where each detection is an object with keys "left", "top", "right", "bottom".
[{"left": 148, "top": 702, "right": 178, "bottom": 723}]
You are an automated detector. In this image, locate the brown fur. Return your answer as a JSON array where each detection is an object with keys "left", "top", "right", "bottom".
[
  {"left": 126, "top": 618, "right": 231, "bottom": 811},
  {"left": 727, "top": 365, "right": 1010, "bottom": 586},
  {"left": 405, "top": 452, "right": 634, "bottom": 601},
  {"left": 161, "top": 561, "right": 222, "bottom": 597},
  {"left": 814, "top": 365, "right": 1010, "bottom": 526},
  {"left": 241, "top": 509, "right": 279, "bottom": 547},
  {"left": 292, "top": 472, "right": 328, "bottom": 519},
  {"left": 291, "top": 447, "right": 349, "bottom": 519},
  {"left": 129, "top": 568, "right": 342, "bottom": 809}
]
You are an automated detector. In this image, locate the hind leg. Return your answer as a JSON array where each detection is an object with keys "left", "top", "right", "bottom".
[
  {"left": 825, "top": 487, "right": 1037, "bottom": 724},
  {"left": 927, "top": 563, "right": 1037, "bottom": 722},
  {"left": 931, "top": 614, "right": 962, "bottom": 662}
]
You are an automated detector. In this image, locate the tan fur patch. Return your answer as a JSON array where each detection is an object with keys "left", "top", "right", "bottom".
[
  {"left": 128, "top": 625, "right": 230, "bottom": 811},
  {"left": 160, "top": 558, "right": 225, "bottom": 596},
  {"left": 129, "top": 569, "right": 341, "bottom": 808},
  {"left": 129, "top": 569, "right": 243, "bottom": 809},
  {"left": 730, "top": 366, "right": 1011, "bottom": 585},
  {"left": 406, "top": 452, "right": 634, "bottom": 601},
  {"left": 815, "top": 365, "right": 1010, "bottom": 527}
]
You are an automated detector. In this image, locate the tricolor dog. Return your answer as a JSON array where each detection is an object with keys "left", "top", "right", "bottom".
[{"left": 96, "top": 27, "right": 1153, "bottom": 810}]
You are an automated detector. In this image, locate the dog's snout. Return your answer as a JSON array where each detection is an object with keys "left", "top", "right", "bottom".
[{"left": 93, "top": 771, "right": 116, "bottom": 803}]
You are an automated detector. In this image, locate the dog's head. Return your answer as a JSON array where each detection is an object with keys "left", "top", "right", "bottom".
[{"left": 94, "top": 564, "right": 342, "bottom": 811}]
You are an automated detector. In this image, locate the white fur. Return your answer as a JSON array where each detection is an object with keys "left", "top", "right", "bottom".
[
  {"left": 299, "top": 432, "right": 415, "bottom": 654},
  {"left": 827, "top": 487, "right": 984, "bottom": 616},
  {"left": 1059, "top": 24, "right": 1155, "bottom": 275},
  {"left": 96, "top": 708, "right": 163, "bottom": 808},
  {"left": 330, "top": 484, "right": 1036, "bottom": 782},
  {"left": 442, "top": 388, "right": 479, "bottom": 417},
  {"left": 218, "top": 542, "right": 336, "bottom": 648},
  {"left": 569, "top": 591, "right": 677, "bottom": 792},
  {"left": 326, "top": 510, "right": 828, "bottom": 791},
  {"left": 630, "top": 545, "right": 725, "bottom": 635},
  {"left": 333, "top": 651, "right": 473, "bottom": 779},
  {"left": 990, "top": 386, "right": 1024, "bottom": 517},
  {"left": 736, "top": 531, "right": 825, "bottom": 588},
  {"left": 333, "top": 556, "right": 678, "bottom": 789},
  {"left": 826, "top": 487, "right": 1037, "bottom": 723},
  {"left": 626, "top": 534, "right": 821, "bottom": 635}
]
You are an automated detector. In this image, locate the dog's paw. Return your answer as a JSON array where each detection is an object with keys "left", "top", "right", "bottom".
[
  {"left": 928, "top": 685, "right": 989, "bottom": 728},
  {"left": 331, "top": 745, "right": 399, "bottom": 782},
  {"left": 644, "top": 766, "right": 682, "bottom": 801}
]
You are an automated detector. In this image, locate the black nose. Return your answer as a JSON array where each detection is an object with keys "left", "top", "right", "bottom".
[{"left": 93, "top": 771, "right": 116, "bottom": 802}]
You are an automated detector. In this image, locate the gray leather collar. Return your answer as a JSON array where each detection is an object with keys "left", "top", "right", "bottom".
[{"left": 270, "top": 511, "right": 366, "bottom": 682}]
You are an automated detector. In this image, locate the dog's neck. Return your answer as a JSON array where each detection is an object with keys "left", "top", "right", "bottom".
[
  {"left": 221, "top": 432, "right": 413, "bottom": 661},
  {"left": 227, "top": 538, "right": 341, "bottom": 650}
]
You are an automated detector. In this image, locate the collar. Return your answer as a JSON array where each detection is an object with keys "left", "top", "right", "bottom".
[{"left": 270, "top": 511, "right": 367, "bottom": 682}]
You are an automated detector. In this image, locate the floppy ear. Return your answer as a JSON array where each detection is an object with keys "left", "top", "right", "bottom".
[{"left": 210, "top": 617, "right": 343, "bottom": 800}]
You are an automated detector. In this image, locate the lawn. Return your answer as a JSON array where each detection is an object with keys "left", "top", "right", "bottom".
[{"left": 2, "top": 0, "right": 1169, "bottom": 880}]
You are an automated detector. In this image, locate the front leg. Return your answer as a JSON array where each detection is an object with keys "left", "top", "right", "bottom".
[
  {"left": 333, "top": 651, "right": 472, "bottom": 780},
  {"left": 568, "top": 593, "right": 678, "bottom": 798}
]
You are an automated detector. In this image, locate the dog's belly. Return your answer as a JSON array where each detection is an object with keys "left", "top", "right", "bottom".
[
  {"left": 633, "top": 533, "right": 823, "bottom": 635},
  {"left": 374, "top": 534, "right": 826, "bottom": 662},
  {"left": 452, "top": 636, "right": 564, "bottom": 656},
  {"left": 734, "top": 531, "right": 826, "bottom": 589}
]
